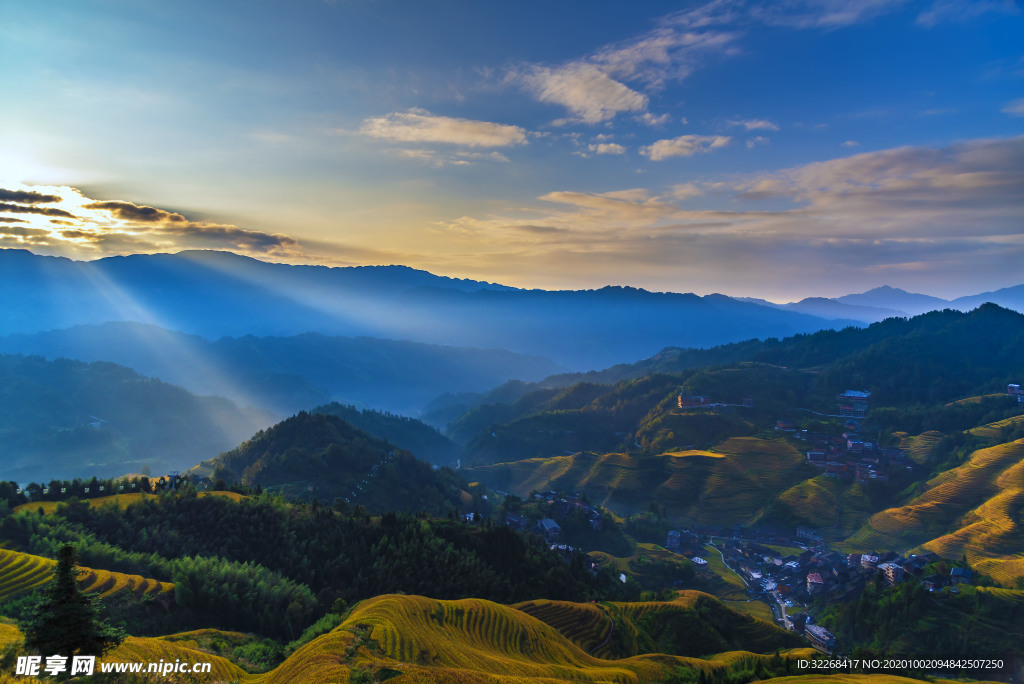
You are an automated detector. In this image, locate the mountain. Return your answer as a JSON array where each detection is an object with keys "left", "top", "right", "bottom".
[
  {"left": 310, "top": 402, "right": 459, "bottom": 465},
  {"left": 0, "top": 354, "right": 262, "bottom": 481},
  {"left": 783, "top": 296, "right": 906, "bottom": 323},
  {"left": 835, "top": 285, "right": 950, "bottom": 316},
  {"left": 0, "top": 321, "right": 561, "bottom": 417},
  {"left": 952, "top": 283, "right": 1024, "bottom": 314},
  {"left": 740, "top": 284, "right": 1024, "bottom": 325},
  {"left": 0, "top": 248, "right": 864, "bottom": 371},
  {"left": 192, "top": 411, "right": 466, "bottom": 514}
]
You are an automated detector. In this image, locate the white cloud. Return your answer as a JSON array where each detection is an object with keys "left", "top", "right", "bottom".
[
  {"left": 396, "top": 149, "right": 510, "bottom": 167},
  {"left": 360, "top": 108, "right": 528, "bottom": 147},
  {"left": 589, "top": 143, "right": 626, "bottom": 155},
  {"left": 729, "top": 118, "right": 780, "bottom": 131},
  {"left": 1003, "top": 98, "right": 1024, "bottom": 117},
  {"left": 842, "top": 140, "right": 861, "bottom": 147},
  {"left": 519, "top": 63, "right": 648, "bottom": 124},
  {"left": 637, "top": 112, "right": 673, "bottom": 126},
  {"left": 641, "top": 134, "right": 731, "bottom": 161},
  {"left": 668, "top": 182, "right": 705, "bottom": 200},
  {"left": 424, "top": 135, "right": 1024, "bottom": 298},
  {"left": 746, "top": 136, "right": 770, "bottom": 148}
]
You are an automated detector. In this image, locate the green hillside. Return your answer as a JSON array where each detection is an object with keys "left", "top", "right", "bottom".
[
  {"left": 0, "top": 354, "right": 261, "bottom": 481},
  {"left": 193, "top": 411, "right": 466, "bottom": 515},
  {"left": 469, "top": 437, "right": 809, "bottom": 525}
]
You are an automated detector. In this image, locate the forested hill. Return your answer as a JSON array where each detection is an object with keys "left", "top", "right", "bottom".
[
  {"left": 194, "top": 412, "right": 468, "bottom": 514},
  {"left": 468, "top": 304, "right": 1024, "bottom": 410},
  {"left": 0, "top": 354, "right": 262, "bottom": 481},
  {"left": 311, "top": 402, "right": 459, "bottom": 465}
]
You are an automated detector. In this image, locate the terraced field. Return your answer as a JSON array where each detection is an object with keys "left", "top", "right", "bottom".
[
  {"left": 260, "top": 593, "right": 711, "bottom": 683},
  {"left": 778, "top": 476, "right": 840, "bottom": 528},
  {"left": 969, "top": 414, "right": 1024, "bottom": 440},
  {"left": 896, "top": 430, "right": 946, "bottom": 465},
  {"left": 845, "top": 438, "right": 1024, "bottom": 585},
  {"left": 469, "top": 437, "right": 807, "bottom": 525},
  {"left": 13, "top": 490, "right": 245, "bottom": 516},
  {"left": 0, "top": 548, "right": 173, "bottom": 600}
]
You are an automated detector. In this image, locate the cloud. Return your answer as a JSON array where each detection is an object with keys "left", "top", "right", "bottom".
[
  {"left": 842, "top": 140, "right": 861, "bottom": 147},
  {"left": 1003, "top": 98, "right": 1024, "bottom": 117},
  {"left": 728, "top": 118, "right": 780, "bottom": 131},
  {"left": 0, "top": 188, "right": 61, "bottom": 204},
  {"left": 423, "top": 135, "right": 1024, "bottom": 298},
  {"left": 519, "top": 63, "right": 648, "bottom": 124},
  {"left": 360, "top": 108, "right": 527, "bottom": 147},
  {"left": 668, "top": 182, "right": 705, "bottom": 200},
  {"left": 589, "top": 143, "right": 626, "bottom": 155},
  {"left": 84, "top": 200, "right": 187, "bottom": 223},
  {"left": 0, "top": 217, "right": 27, "bottom": 224},
  {"left": 637, "top": 112, "right": 672, "bottom": 126},
  {"left": 395, "top": 148, "right": 510, "bottom": 167},
  {"left": 746, "top": 136, "right": 770, "bottom": 148},
  {"left": 2, "top": 186, "right": 306, "bottom": 260},
  {"left": 0, "top": 202, "right": 77, "bottom": 219},
  {"left": 641, "top": 134, "right": 731, "bottom": 160}
]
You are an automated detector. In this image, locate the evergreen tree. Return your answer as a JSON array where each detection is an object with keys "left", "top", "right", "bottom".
[{"left": 22, "top": 545, "right": 123, "bottom": 658}]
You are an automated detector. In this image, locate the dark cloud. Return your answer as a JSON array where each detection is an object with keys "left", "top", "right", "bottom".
[
  {"left": 0, "top": 217, "right": 27, "bottom": 224},
  {"left": 0, "top": 189, "right": 61, "bottom": 204},
  {"left": 0, "top": 225, "right": 50, "bottom": 238},
  {"left": 0, "top": 203, "right": 77, "bottom": 219},
  {"left": 157, "top": 223, "right": 301, "bottom": 254},
  {"left": 84, "top": 200, "right": 186, "bottom": 223},
  {"left": 49, "top": 219, "right": 75, "bottom": 226},
  {"left": 59, "top": 229, "right": 98, "bottom": 240}
]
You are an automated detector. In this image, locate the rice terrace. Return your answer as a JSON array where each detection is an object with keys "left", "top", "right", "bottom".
[{"left": 2, "top": 1, "right": 1024, "bottom": 682}]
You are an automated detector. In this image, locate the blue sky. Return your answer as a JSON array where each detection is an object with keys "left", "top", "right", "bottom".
[{"left": 1, "top": 0, "right": 1023, "bottom": 300}]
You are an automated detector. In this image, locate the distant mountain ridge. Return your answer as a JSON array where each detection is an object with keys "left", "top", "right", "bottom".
[
  {"left": 1, "top": 248, "right": 863, "bottom": 371},
  {"left": 739, "top": 284, "right": 1024, "bottom": 323},
  {"left": 0, "top": 321, "right": 561, "bottom": 417}
]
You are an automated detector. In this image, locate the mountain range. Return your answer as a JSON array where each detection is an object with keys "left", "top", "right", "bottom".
[{"left": 1, "top": 248, "right": 863, "bottom": 371}]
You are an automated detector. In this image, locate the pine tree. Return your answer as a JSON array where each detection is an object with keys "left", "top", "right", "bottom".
[{"left": 23, "top": 545, "right": 124, "bottom": 658}]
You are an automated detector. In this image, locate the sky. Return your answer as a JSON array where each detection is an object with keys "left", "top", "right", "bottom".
[{"left": 1, "top": 0, "right": 1023, "bottom": 301}]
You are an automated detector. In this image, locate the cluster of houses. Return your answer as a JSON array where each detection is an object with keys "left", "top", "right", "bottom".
[
  {"left": 677, "top": 394, "right": 754, "bottom": 410},
  {"left": 708, "top": 537, "right": 973, "bottom": 653},
  {"left": 798, "top": 430, "right": 909, "bottom": 483},
  {"left": 503, "top": 491, "right": 604, "bottom": 543}
]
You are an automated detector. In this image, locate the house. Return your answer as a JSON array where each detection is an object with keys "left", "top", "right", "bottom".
[
  {"left": 878, "top": 562, "right": 904, "bottom": 584},
  {"left": 923, "top": 574, "right": 945, "bottom": 591},
  {"left": 666, "top": 530, "right": 682, "bottom": 550},
  {"left": 806, "top": 573, "right": 825, "bottom": 594},
  {"left": 950, "top": 567, "right": 972, "bottom": 585},
  {"left": 678, "top": 395, "right": 711, "bottom": 409},
  {"left": 806, "top": 451, "right": 826, "bottom": 465},
  {"left": 860, "top": 554, "right": 879, "bottom": 568},
  {"left": 837, "top": 390, "right": 870, "bottom": 418},
  {"left": 536, "top": 518, "right": 561, "bottom": 540},
  {"left": 805, "top": 624, "right": 837, "bottom": 652},
  {"left": 775, "top": 420, "right": 795, "bottom": 432}
]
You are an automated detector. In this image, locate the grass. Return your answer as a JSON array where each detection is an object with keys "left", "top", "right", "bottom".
[
  {"left": 701, "top": 544, "right": 749, "bottom": 600},
  {"left": 725, "top": 599, "right": 776, "bottom": 623}
]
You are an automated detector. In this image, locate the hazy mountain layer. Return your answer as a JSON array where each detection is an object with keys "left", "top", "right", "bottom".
[
  {"left": 1, "top": 248, "right": 862, "bottom": 371},
  {"left": 0, "top": 354, "right": 262, "bottom": 481}
]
